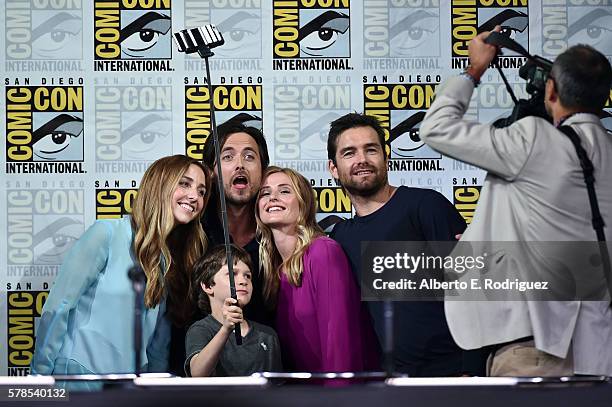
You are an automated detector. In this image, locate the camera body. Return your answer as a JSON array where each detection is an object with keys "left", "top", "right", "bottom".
[
  {"left": 493, "top": 55, "right": 554, "bottom": 128},
  {"left": 482, "top": 32, "right": 555, "bottom": 128},
  {"left": 522, "top": 56, "right": 552, "bottom": 96}
]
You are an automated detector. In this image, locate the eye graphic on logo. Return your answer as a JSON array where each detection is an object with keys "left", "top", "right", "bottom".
[
  {"left": 478, "top": 9, "right": 528, "bottom": 40},
  {"left": 33, "top": 114, "right": 83, "bottom": 161},
  {"left": 389, "top": 111, "right": 427, "bottom": 158},
  {"left": 390, "top": 10, "right": 439, "bottom": 56},
  {"left": 32, "top": 12, "right": 82, "bottom": 59},
  {"left": 298, "top": 11, "right": 349, "bottom": 57},
  {"left": 120, "top": 12, "right": 171, "bottom": 58},
  {"left": 300, "top": 112, "right": 339, "bottom": 159},
  {"left": 34, "top": 217, "right": 82, "bottom": 264},
  {"left": 121, "top": 113, "right": 171, "bottom": 160},
  {"left": 214, "top": 11, "right": 261, "bottom": 57},
  {"left": 318, "top": 214, "right": 347, "bottom": 232},
  {"left": 218, "top": 112, "right": 263, "bottom": 130},
  {"left": 568, "top": 9, "right": 612, "bottom": 54}
]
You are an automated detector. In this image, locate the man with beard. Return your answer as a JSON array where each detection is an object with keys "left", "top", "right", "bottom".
[
  {"left": 201, "top": 122, "right": 271, "bottom": 325},
  {"left": 327, "top": 113, "right": 485, "bottom": 376},
  {"left": 168, "top": 122, "right": 271, "bottom": 375}
]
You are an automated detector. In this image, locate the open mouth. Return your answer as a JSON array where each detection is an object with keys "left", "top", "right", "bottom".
[{"left": 232, "top": 175, "right": 249, "bottom": 189}]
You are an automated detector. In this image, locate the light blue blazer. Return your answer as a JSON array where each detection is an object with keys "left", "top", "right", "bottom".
[
  {"left": 420, "top": 76, "right": 612, "bottom": 375},
  {"left": 31, "top": 216, "right": 171, "bottom": 377}
]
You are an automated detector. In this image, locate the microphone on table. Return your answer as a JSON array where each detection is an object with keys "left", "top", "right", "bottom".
[{"left": 128, "top": 266, "right": 146, "bottom": 374}]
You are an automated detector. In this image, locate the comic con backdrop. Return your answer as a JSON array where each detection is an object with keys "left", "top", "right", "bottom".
[{"left": 1, "top": 0, "right": 611, "bottom": 375}]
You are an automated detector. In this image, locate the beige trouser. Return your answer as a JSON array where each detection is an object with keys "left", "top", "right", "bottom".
[{"left": 487, "top": 340, "right": 574, "bottom": 376}]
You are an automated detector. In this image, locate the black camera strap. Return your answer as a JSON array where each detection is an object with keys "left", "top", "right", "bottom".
[{"left": 558, "top": 125, "right": 612, "bottom": 305}]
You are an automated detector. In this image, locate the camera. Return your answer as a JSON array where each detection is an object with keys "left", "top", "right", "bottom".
[{"left": 484, "top": 33, "right": 554, "bottom": 128}]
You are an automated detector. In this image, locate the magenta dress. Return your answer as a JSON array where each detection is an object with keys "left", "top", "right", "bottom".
[{"left": 275, "top": 236, "right": 379, "bottom": 372}]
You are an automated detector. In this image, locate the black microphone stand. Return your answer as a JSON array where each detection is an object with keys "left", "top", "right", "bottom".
[
  {"left": 383, "top": 301, "right": 395, "bottom": 378},
  {"left": 128, "top": 266, "right": 146, "bottom": 374}
]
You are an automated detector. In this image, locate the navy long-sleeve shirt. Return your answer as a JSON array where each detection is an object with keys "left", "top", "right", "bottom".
[{"left": 331, "top": 186, "right": 485, "bottom": 376}]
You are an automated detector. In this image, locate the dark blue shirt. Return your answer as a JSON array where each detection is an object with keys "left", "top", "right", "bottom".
[{"left": 331, "top": 186, "right": 471, "bottom": 376}]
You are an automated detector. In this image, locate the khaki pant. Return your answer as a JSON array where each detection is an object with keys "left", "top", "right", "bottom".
[{"left": 488, "top": 340, "right": 574, "bottom": 376}]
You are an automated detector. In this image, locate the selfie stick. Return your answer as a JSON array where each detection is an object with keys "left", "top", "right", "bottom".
[{"left": 173, "top": 25, "right": 242, "bottom": 345}]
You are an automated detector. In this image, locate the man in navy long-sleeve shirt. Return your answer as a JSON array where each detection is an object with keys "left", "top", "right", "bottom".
[{"left": 327, "top": 112, "right": 486, "bottom": 376}]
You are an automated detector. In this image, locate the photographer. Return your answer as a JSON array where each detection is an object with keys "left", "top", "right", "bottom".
[{"left": 420, "top": 26, "right": 612, "bottom": 376}]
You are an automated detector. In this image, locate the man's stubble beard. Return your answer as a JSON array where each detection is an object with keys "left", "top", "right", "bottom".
[
  {"left": 341, "top": 171, "right": 388, "bottom": 198},
  {"left": 226, "top": 188, "right": 258, "bottom": 207}
]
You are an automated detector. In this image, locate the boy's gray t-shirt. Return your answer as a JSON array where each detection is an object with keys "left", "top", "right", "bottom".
[{"left": 184, "top": 315, "right": 283, "bottom": 376}]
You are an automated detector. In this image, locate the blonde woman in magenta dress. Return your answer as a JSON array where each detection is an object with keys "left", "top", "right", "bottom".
[{"left": 256, "top": 166, "right": 378, "bottom": 373}]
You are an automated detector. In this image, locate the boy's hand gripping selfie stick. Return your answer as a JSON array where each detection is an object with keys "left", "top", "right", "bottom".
[{"left": 173, "top": 25, "right": 242, "bottom": 345}]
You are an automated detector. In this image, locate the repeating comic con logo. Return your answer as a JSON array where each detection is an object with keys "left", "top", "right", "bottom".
[
  {"left": 272, "top": 0, "right": 352, "bottom": 70},
  {"left": 274, "top": 84, "right": 350, "bottom": 161},
  {"left": 94, "top": 83, "right": 173, "bottom": 173},
  {"left": 363, "top": 81, "right": 444, "bottom": 172},
  {"left": 451, "top": 0, "right": 529, "bottom": 69},
  {"left": 4, "top": 0, "right": 83, "bottom": 69},
  {"left": 184, "top": 83, "right": 263, "bottom": 160},
  {"left": 542, "top": 2, "right": 612, "bottom": 58},
  {"left": 184, "top": 0, "right": 262, "bottom": 70},
  {"left": 313, "top": 185, "right": 351, "bottom": 232},
  {"left": 5, "top": 85, "right": 85, "bottom": 174},
  {"left": 6, "top": 187, "right": 84, "bottom": 277},
  {"left": 453, "top": 180, "right": 481, "bottom": 224},
  {"left": 391, "top": 174, "right": 444, "bottom": 193},
  {"left": 475, "top": 82, "right": 529, "bottom": 125},
  {"left": 93, "top": 0, "right": 172, "bottom": 71},
  {"left": 96, "top": 186, "right": 137, "bottom": 219},
  {"left": 6, "top": 288, "right": 48, "bottom": 376},
  {"left": 363, "top": 0, "right": 442, "bottom": 70}
]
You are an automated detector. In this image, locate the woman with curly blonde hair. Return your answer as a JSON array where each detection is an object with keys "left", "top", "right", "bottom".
[
  {"left": 32, "top": 155, "right": 211, "bottom": 380},
  {"left": 256, "top": 166, "right": 378, "bottom": 372}
]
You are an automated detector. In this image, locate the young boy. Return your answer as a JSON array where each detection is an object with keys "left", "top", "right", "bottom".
[{"left": 185, "top": 245, "right": 282, "bottom": 377}]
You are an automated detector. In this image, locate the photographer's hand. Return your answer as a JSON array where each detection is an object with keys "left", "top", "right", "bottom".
[{"left": 467, "top": 25, "right": 501, "bottom": 82}]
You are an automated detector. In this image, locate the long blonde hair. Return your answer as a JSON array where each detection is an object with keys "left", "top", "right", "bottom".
[
  {"left": 255, "top": 166, "right": 323, "bottom": 308},
  {"left": 131, "top": 155, "right": 211, "bottom": 326}
]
